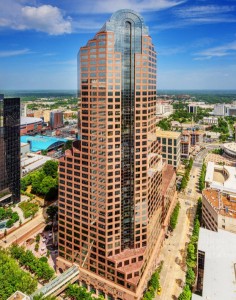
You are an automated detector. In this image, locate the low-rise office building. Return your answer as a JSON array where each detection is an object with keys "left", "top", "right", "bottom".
[
  {"left": 202, "top": 116, "right": 218, "bottom": 125},
  {"left": 21, "top": 142, "right": 30, "bottom": 158},
  {"left": 27, "top": 110, "right": 51, "bottom": 123},
  {"left": 213, "top": 103, "right": 236, "bottom": 116},
  {"left": 205, "top": 161, "right": 236, "bottom": 194},
  {"left": 156, "top": 130, "right": 181, "bottom": 168},
  {"left": 202, "top": 188, "right": 236, "bottom": 233},
  {"left": 189, "top": 130, "right": 204, "bottom": 145},
  {"left": 156, "top": 102, "right": 173, "bottom": 116},
  {"left": 180, "top": 131, "right": 191, "bottom": 158}
]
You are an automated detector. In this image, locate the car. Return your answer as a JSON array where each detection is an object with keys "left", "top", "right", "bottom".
[{"left": 157, "top": 287, "right": 162, "bottom": 295}]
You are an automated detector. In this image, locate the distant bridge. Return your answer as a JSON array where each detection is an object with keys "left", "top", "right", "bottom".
[{"left": 30, "top": 265, "right": 79, "bottom": 299}]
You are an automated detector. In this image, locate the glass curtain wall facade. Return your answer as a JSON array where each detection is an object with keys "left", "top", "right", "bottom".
[
  {"left": 0, "top": 95, "right": 20, "bottom": 205},
  {"left": 57, "top": 10, "right": 164, "bottom": 300}
]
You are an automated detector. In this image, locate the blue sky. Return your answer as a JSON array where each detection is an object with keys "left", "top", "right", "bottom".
[{"left": 0, "top": 0, "right": 236, "bottom": 90}]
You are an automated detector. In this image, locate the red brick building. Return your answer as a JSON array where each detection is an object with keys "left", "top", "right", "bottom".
[{"left": 20, "top": 117, "right": 43, "bottom": 135}]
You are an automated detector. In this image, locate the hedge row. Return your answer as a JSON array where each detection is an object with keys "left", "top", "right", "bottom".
[
  {"left": 142, "top": 264, "right": 162, "bottom": 300},
  {"left": 169, "top": 202, "right": 181, "bottom": 231},
  {"left": 178, "top": 198, "right": 202, "bottom": 300},
  {"left": 180, "top": 158, "right": 193, "bottom": 191},
  {"left": 199, "top": 163, "right": 206, "bottom": 192}
]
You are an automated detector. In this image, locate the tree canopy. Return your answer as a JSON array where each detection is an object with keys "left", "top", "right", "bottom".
[
  {"left": 21, "top": 160, "right": 58, "bottom": 200},
  {"left": 0, "top": 248, "right": 37, "bottom": 300}
]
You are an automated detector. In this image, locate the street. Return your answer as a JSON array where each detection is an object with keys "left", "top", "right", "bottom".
[{"left": 156, "top": 145, "right": 219, "bottom": 300}]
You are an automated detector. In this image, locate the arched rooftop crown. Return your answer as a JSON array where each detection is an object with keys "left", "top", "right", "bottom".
[{"left": 99, "top": 9, "right": 149, "bottom": 35}]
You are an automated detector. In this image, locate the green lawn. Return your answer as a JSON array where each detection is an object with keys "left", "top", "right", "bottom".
[{"left": 19, "top": 201, "right": 39, "bottom": 219}]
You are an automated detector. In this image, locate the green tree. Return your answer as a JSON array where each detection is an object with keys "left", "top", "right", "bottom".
[
  {"left": 46, "top": 205, "right": 58, "bottom": 222},
  {"left": 41, "top": 150, "right": 48, "bottom": 156},
  {"left": 157, "top": 118, "right": 171, "bottom": 130},
  {"left": 42, "top": 161, "right": 58, "bottom": 178},
  {"left": 178, "top": 285, "right": 192, "bottom": 300},
  {"left": 36, "top": 234, "right": 40, "bottom": 243},
  {"left": 6, "top": 219, "right": 14, "bottom": 228},
  {"left": 66, "top": 284, "right": 95, "bottom": 300},
  {"left": 169, "top": 202, "right": 180, "bottom": 231},
  {"left": 33, "top": 293, "right": 57, "bottom": 300},
  {"left": 40, "top": 176, "right": 57, "bottom": 196},
  {"left": 186, "top": 267, "right": 195, "bottom": 286},
  {"left": 0, "top": 248, "right": 37, "bottom": 300}
]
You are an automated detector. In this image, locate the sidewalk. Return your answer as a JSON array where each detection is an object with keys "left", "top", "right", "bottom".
[{"left": 157, "top": 164, "right": 201, "bottom": 300}]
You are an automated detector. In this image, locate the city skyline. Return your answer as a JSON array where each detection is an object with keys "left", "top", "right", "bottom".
[{"left": 0, "top": 0, "right": 236, "bottom": 90}]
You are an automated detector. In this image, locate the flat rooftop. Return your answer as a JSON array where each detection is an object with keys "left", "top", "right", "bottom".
[
  {"left": 205, "top": 162, "right": 236, "bottom": 194},
  {"left": 223, "top": 142, "right": 236, "bottom": 154},
  {"left": 156, "top": 130, "right": 181, "bottom": 139},
  {"left": 162, "top": 164, "right": 175, "bottom": 196},
  {"left": 7, "top": 291, "right": 30, "bottom": 300},
  {"left": 203, "top": 188, "right": 236, "bottom": 218},
  {"left": 182, "top": 130, "right": 204, "bottom": 135},
  {"left": 21, "top": 135, "right": 67, "bottom": 152},
  {"left": 192, "top": 228, "right": 236, "bottom": 300}
]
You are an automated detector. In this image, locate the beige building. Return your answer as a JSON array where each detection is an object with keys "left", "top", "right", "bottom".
[
  {"left": 156, "top": 130, "right": 181, "bottom": 168},
  {"left": 63, "top": 110, "right": 77, "bottom": 119},
  {"left": 27, "top": 109, "right": 51, "bottom": 122}
]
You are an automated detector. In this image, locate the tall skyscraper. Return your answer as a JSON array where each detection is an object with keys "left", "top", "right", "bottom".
[
  {"left": 0, "top": 95, "right": 20, "bottom": 206},
  {"left": 57, "top": 9, "right": 166, "bottom": 300}
]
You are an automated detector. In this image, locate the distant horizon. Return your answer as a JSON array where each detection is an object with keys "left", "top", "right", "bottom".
[
  {"left": 1, "top": 88, "right": 236, "bottom": 92},
  {"left": 1, "top": 89, "right": 236, "bottom": 99}
]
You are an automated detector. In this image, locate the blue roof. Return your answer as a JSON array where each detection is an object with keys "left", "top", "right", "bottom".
[{"left": 21, "top": 135, "right": 67, "bottom": 152}]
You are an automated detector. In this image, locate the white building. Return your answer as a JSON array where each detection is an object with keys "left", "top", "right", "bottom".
[
  {"left": 213, "top": 103, "right": 225, "bottom": 116},
  {"left": 205, "top": 161, "right": 236, "bottom": 195},
  {"left": 213, "top": 103, "right": 236, "bottom": 116},
  {"left": 223, "top": 142, "right": 236, "bottom": 159},
  {"left": 156, "top": 102, "right": 173, "bottom": 116},
  {"left": 192, "top": 228, "right": 236, "bottom": 300},
  {"left": 20, "top": 103, "right": 27, "bottom": 117},
  {"left": 202, "top": 116, "right": 218, "bottom": 125}
]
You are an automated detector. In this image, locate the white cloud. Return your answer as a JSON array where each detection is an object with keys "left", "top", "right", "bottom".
[
  {"left": 67, "top": 0, "right": 186, "bottom": 14},
  {"left": 0, "top": 1, "right": 72, "bottom": 35},
  {"left": 175, "top": 5, "right": 235, "bottom": 18},
  {"left": 156, "top": 4, "right": 236, "bottom": 31},
  {"left": 195, "top": 41, "right": 236, "bottom": 59},
  {"left": 0, "top": 49, "right": 31, "bottom": 58}
]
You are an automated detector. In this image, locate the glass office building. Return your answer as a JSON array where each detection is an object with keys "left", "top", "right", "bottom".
[
  {"left": 57, "top": 10, "right": 169, "bottom": 300},
  {"left": 0, "top": 95, "right": 20, "bottom": 206}
]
